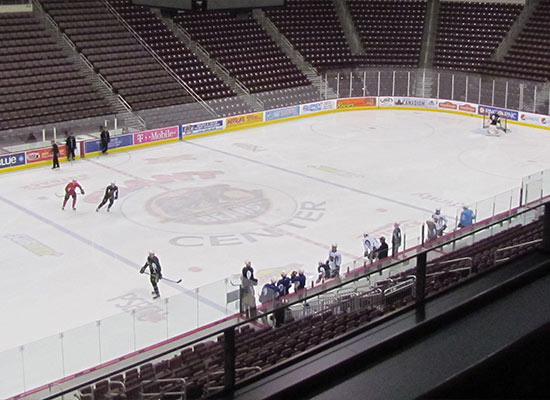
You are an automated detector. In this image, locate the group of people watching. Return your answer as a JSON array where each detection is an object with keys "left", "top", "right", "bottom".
[
  {"left": 240, "top": 260, "right": 307, "bottom": 326},
  {"left": 426, "top": 206, "right": 476, "bottom": 241},
  {"left": 240, "top": 206, "right": 476, "bottom": 327}
]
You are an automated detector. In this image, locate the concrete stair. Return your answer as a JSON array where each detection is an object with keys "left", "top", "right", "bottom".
[
  {"left": 252, "top": 8, "right": 337, "bottom": 99},
  {"left": 32, "top": 0, "right": 146, "bottom": 131},
  {"left": 332, "top": 0, "right": 365, "bottom": 55},
  {"left": 154, "top": 9, "right": 262, "bottom": 112},
  {"left": 419, "top": 0, "right": 440, "bottom": 69}
]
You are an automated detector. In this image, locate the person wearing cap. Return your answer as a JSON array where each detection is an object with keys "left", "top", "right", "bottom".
[
  {"left": 96, "top": 182, "right": 119, "bottom": 212},
  {"left": 458, "top": 205, "right": 475, "bottom": 228},
  {"left": 140, "top": 251, "right": 162, "bottom": 299}
]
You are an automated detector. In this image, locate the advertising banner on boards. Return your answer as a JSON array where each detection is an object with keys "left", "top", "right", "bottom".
[
  {"left": 226, "top": 112, "right": 263, "bottom": 128},
  {"left": 182, "top": 120, "right": 225, "bottom": 136}
]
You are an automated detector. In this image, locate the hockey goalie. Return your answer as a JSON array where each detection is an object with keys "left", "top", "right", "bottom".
[{"left": 486, "top": 112, "right": 506, "bottom": 136}]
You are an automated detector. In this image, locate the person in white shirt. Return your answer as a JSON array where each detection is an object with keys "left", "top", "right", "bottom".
[
  {"left": 328, "top": 243, "right": 341, "bottom": 277},
  {"left": 363, "top": 233, "right": 380, "bottom": 261}
]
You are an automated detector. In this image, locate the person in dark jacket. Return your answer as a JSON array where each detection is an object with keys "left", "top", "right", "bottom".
[
  {"left": 100, "top": 126, "right": 110, "bottom": 154},
  {"left": 392, "top": 223, "right": 402, "bottom": 257},
  {"left": 240, "top": 261, "right": 258, "bottom": 318},
  {"left": 50, "top": 140, "right": 60, "bottom": 169},
  {"left": 376, "top": 237, "right": 389, "bottom": 260},
  {"left": 140, "top": 251, "right": 162, "bottom": 299},
  {"left": 66, "top": 131, "right": 76, "bottom": 161},
  {"left": 260, "top": 278, "right": 283, "bottom": 327}
]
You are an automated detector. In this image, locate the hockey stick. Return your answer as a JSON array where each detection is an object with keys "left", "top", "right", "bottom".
[
  {"left": 55, "top": 193, "right": 65, "bottom": 198},
  {"left": 142, "top": 271, "right": 182, "bottom": 284}
]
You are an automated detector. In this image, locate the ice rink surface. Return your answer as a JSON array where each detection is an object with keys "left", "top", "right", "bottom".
[{"left": 2, "top": 109, "right": 550, "bottom": 354}]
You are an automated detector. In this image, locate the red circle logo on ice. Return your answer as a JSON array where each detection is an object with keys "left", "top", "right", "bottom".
[{"left": 146, "top": 184, "right": 271, "bottom": 225}]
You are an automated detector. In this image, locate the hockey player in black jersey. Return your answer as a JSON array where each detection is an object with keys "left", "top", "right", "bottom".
[
  {"left": 96, "top": 182, "right": 119, "bottom": 212},
  {"left": 140, "top": 251, "right": 162, "bottom": 299}
]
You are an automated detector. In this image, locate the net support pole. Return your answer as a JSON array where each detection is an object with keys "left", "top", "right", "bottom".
[
  {"left": 377, "top": 71, "right": 381, "bottom": 97},
  {"left": 114, "top": 117, "right": 118, "bottom": 132},
  {"left": 53, "top": 127, "right": 56, "bottom": 142},
  {"left": 42, "top": 129, "right": 46, "bottom": 142}
]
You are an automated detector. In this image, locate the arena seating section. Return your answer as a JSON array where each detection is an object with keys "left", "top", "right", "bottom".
[
  {"left": 347, "top": 0, "right": 426, "bottom": 67},
  {"left": 174, "top": 9, "right": 318, "bottom": 109},
  {"left": 107, "top": 0, "right": 235, "bottom": 101},
  {"left": 74, "top": 216, "right": 544, "bottom": 399},
  {"left": 481, "top": 0, "right": 550, "bottom": 82},
  {"left": 2, "top": 0, "right": 548, "bottom": 133},
  {"left": 434, "top": 1, "right": 523, "bottom": 72},
  {"left": 39, "top": 0, "right": 194, "bottom": 111},
  {"left": 0, "top": 12, "right": 113, "bottom": 131},
  {"left": 265, "top": 0, "right": 355, "bottom": 70}
]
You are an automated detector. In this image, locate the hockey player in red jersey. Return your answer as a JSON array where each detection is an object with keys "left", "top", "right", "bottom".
[{"left": 62, "top": 179, "right": 85, "bottom": 210}]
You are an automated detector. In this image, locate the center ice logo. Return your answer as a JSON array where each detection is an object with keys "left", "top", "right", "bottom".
[{"left": 146, "top": 184, "right": 271, "bottom": 225}]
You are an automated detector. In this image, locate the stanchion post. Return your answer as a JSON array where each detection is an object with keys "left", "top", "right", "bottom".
[
  {"left": 416, "top": 252, "right": 427, "bottom": 306},
  {"left": 223, "top": 327, "right": 236, "bottom": 391}
]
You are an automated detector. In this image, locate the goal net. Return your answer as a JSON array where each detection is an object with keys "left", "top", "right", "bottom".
[{"left": 482, "top": 113, "right": 509, "bottom": 135}]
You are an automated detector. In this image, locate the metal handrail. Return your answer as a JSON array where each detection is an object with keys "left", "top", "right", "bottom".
[
  {"left": 426, "top": 266, "right": 472, "bottom": 278},
  {"left": 177, "top": 23, "right": 252, "bottom": 97},
  {"left": 101, "top": 0, "right": 216, "bottom": 117},
  {"left": 141, "top": 378, "right": 187, "bottom": 399},
  {"left": 427, "top": 257, "right": 473, "bottom": 269},
  {"left": 494, "top": 238, "right": 543, "bottom": 263}
]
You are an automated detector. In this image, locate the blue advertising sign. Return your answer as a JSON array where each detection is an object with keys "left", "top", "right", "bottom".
[
  {"left": 478, "top": 105, "right": 518, "bottom": 121},
  {"left": 302, "top": 102, "right": 323, "bottom": 113},
  {"left": 0, "top": 152, "right": 25, "bottom": 169},
  {"left": 84, "top": 133, "right": 133, "bottom": 154},
  {"left": 265, "top": 106, "right": 300, "bottom": 122},
  {"left": 182, "top": 119, "right": 224, "bottom": 136}
]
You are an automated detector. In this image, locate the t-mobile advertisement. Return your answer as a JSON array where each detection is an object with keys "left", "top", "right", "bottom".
[{"left": 133, "top": 126, "right": 179, "bottom": 144}]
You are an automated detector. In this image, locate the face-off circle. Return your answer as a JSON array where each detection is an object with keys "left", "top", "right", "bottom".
[{"left": 120, "top": 180, "right": 299, "bottom": 235}]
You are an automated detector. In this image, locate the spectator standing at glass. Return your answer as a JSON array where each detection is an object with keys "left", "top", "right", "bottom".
[{"left": 392, "top": 223, "right": 402, "bottom": 257}]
